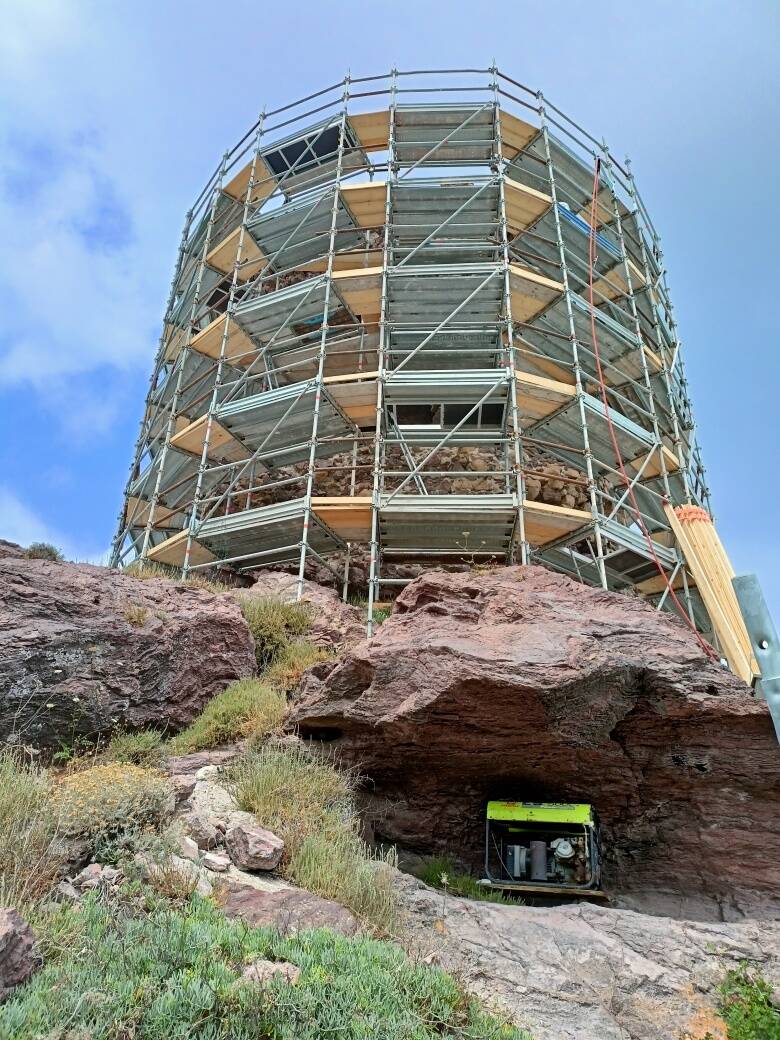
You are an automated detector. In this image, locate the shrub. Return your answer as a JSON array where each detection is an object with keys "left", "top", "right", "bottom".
[
  {"left": 229, "top": 743, "right": 397, "bottom": 932},
  {"left": 53, "top": 763, "right": 172, "bottom": 844},
  {"left": 103, "top": 729, "right": 166, "bottom": 767},
  {"left": 23, "top": 542, "right": 63, "bottom": 562},
  {"left": 719, "top": 963, "right": 780, "bottom": 1039},
  {"left": 172, "top": 679, "right": 287, "bottom": 753},
  {"left": 1, "top": 894, "right": 527, "bottom": 1039},
  {"left": 264, "top": 639, "right": 329, "bottom": 692},
  {"left": 0, "top": 752, "right": 61, "bottom": 908},
  {"left": 239, "top": 596, "right": 312, "bottom": 669},
  {"left": 416, "top": 855, "right": 513, "bottom": 904}
]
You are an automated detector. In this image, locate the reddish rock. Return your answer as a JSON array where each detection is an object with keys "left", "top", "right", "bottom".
[
  {"left": 221, "top": 882, "right": 359, "bottom": 935},
  {"left": 0, "top": 540, "right": 24, "bottom": 560},
  {"left": 239, "top": 571, "right": 365, "bottom": 652},
  {"left": 0, "top": 908, "right": 37, "bottom": 1002},
  {"left": 225, "top": 818, "right": 284, "bottom": 871},
  {"left": 290, "top": 566, "right": 780, "bottom": 921},
  {"left": 0, "top": 558, "right": 255, "bottom": 748}
]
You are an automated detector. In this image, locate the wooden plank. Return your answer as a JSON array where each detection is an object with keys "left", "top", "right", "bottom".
[
  {"left": 206, "top": 226, "right": 266, "bottom": 281},
  {"left": 325, "top": 373, "right": 378, "bottom": 427},
  {"left": 147, "top": 530, "right": 216, "bottom": 568},
  {"left": 300, "top": 249, "right": 383, "bottom": 274},
  {"left": 223, "top": 156, "right": 276, "bottom": 204},
  {"left": 504, "top": 178, "right": 551, "bottom": 234},
  {"left": 341, "top": 181, "right": 386, "bottom": 226},
  {"left": 515, "top": 371, "right": 576, "bottom": 421},
  {"left": 590, "top": 258, "right": 646, "bottom": 302},
  {"left": 665, "top": 505, "right": 756, "bottom": 683},
  {"left": 500, "top": 110, "right": 539, "bottom": 158},
  {"left": 124, "top": 496, "right": 178, "bottom": 529},
  {"left": 522, "top": 499, "right": 590, "bottom": 546},
  {"left": 509, "top": 264, "right": 563, "bottom": 321},
  {"left": 350, "top": 111, "right": 390, "bottom": 152},
  {"left": 636, "top": 570, "right": 690, "bottom": 595},
  {"left": 191, "top": 315, "right": 256, "bottom": 365},
  {"left": 170, "top": 415, "right": 249, "bottom": 463},
  {"left": 333, "top": 267, "right": 382, "bottom": 322},
  {"left": 163, "top": 322, "right": 187, "bottom": 361},
  {"left": 312, "top": 496, "right": 372, "bottom": 542},
  {"left": 626, "top": 444, "right": 680, "bottom": 479}
]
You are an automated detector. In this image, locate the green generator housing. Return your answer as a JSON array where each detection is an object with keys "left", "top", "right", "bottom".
[{"left": 481, "top": 800, "right": 603, "bottom": 896}]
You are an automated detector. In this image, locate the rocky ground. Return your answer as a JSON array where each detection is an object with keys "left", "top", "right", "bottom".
[
  {"left": 39, "top": 744, "right": 780, "bottom": 1040},
  {"left": 1, "top": 546, "right": 779, "bottom": 1038}
]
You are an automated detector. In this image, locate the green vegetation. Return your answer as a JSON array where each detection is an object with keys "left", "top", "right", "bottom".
[
  {"left": 238, "top": 595, "right": 313, "bottom": 669},
  {"left": 263, "top": 638, "right": 328, "bottom": 692},
  {"left": 0, "top": 752, "right": 61, "bottom": 909},
  {"left": 124, "top": 559, "right": 230, "bottom": 593},
  {"left": 171, "top": 595, "right": 327, "bottom": 753},
  {"left": 416, "top": 855, "right": 514, "bottom": 904},
  {"left": 229, "top": 742, "right": 397, "bottom": 933},
  {"left": 1, "top": 893, "right": 525, "bottom": 1040},
  {"left": 172, "top": 678, "right": 287, "bottom": 753},
  {"left": 719, "top": 963, "right": 780, "bottom": 1040},
  {"left": 124, "top": 602, "right": 150, "bottom": 626},
  {"left": 54, "top": 762, "right": 172, "bottom": 845},
  {"left": 23, "top": 542, "right": 63, "bottom": 562},
  {"left": 103, "top": 728, "right": 167, "bottom": 767}
]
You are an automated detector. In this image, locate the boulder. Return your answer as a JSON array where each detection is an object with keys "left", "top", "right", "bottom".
[
  {"left": 221, "top": 882, "right": 359, "bottom": 935},
  {"left": 225, "top": 818, "right": 284, "bottom": 871},
  {"left": 396, "top": 871, "right": 780, "bottom": 1040},
  {"left": 290, "top": 566, "right": 780, "bottom": 920},
  {"left": 238, "top": 571, "right": 365, "bottom": 652},
  {"left": 203, "top": 851, "right": 231, "bottom": 873},
  {"left": 0, "top": 909, "right": 37, "bottom": 1002},
  {"left": 0, "top": 557, "right": 256, "bottom": 748}
]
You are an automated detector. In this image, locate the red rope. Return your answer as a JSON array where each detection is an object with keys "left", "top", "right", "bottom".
[{"left": 585, "top": 159, "right": 718, "bottom": 660}]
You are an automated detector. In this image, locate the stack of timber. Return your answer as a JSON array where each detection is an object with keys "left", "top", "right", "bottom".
[{"left": 665, "top": 504, "right": 758, "bottom": 684}]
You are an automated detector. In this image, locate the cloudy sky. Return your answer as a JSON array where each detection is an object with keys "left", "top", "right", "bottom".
[{"left": 0, "top": 0, "right": 778, "bottom": 613}]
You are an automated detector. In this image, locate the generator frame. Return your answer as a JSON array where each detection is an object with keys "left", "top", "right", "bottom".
[{"left": 481, "top": 800, "right": 605, "bottom": 898}]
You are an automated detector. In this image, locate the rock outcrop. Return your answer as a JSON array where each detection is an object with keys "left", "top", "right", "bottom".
[
  {"left": 0, "top": 556, "right": 255, "bottom": 748},
  {"left": 0, "top": 909, "right": 37, "bottom": 1003},
  {"left": 238, "top": 571, "right": 365, "bottom": 652},
  {"left": 291, "top": 566, "right": 780, "bottom": 920},
  {"left": 396, "top": 872, "right": 780, "bottom": 1040}
]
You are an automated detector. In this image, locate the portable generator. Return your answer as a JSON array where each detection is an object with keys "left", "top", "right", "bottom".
[{"left": 480, "top": 801, "right": 604, "bottom": 897}]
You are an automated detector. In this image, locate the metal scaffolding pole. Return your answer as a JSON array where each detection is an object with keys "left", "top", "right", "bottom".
[
  {"left": 137, "top": 154, "right": 230, "bottom": 562},
  {"left": 367, "top": 68, "right": 398, "bottom": 636},
  {"left": 538, "top": 98, "right": 608, "bottom": 588},
  {"left": 296, "top": 79, "right": 351, "bottom": 600},
  {"left": 182, "top": 113, "right": 267, "bottom": 579}
]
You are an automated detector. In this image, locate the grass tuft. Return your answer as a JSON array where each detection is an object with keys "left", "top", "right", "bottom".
[
  {"left": 23, "top": 542, "right": 63, "bottom": 562},
  {"left": 0, "top": 752, "right": 61, "bottom": 909},
  {"left": 415, "top": 855, "right": 514, "bottom": 904},
  {"left": 239, "top": 595, "right": 312, "bottom": 670},
  {"left": 2, "top": 894, "right": 527, "bottom": 1039},
  {"left": 229, "top": 742, "right": 397, "bottom": 933},
  {"left": 103, "top": 729, "right": 166, "bottom": 768},
  {"left": 123, "top": 603, "right": 149, "bottom": 626},
  {"left": 124, "top": 559, "right": 230, "bottom": 593},
  {"left": 171, "top": 679, "right": 287, "bottom": 754}
]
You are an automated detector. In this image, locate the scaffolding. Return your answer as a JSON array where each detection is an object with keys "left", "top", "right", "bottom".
[{"left": 111, "top": 67, "right": 716, "bottom": 638}]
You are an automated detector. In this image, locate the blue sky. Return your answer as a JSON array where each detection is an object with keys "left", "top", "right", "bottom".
[{"left": 1, "top": 0, "right": 778, "bottom": 614}]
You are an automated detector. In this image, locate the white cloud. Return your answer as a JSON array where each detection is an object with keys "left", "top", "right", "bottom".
[{"left": 0, "top": 485, "right": 108, "bottom": 563}]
